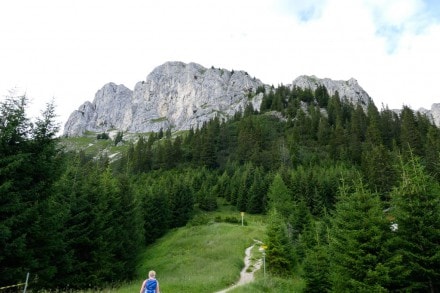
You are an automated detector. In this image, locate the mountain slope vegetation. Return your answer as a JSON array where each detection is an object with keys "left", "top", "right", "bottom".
[{"left": 1, "top": 84, "right": 439, "bottom": 292}]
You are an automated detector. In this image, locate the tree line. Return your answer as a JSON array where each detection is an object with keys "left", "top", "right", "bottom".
[{"left": 1, "top": 84, "right": 439, "bottom": 291}]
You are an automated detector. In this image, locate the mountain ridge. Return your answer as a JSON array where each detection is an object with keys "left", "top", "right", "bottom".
[{"left": 62, "top": 61, "right": 437, "bottom": 136}]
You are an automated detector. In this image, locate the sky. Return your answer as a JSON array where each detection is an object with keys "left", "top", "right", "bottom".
[{"left": 1, "top": 0, "right": 440, "bottom": 132}]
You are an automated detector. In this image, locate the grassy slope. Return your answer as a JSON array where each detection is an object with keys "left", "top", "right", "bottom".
[
  {"left": 42, "top": 202, "right": 303, "bottom": 292},
  {"left": 141, "top": 224, "right": 262, "bottom": 292},
  {"left": 115, "top": 211, "right": 265, "bottom": 293},
  {"left": 116, "top": 212, "right": 304, "bottom": 293}
]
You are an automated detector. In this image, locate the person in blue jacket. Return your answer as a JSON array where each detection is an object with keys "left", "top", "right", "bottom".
[{"left": 140, "top": 270, "right": 160, "bottom": 293}]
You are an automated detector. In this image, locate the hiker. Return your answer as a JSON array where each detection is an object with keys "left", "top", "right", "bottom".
[{"left": 140, "top": 270, "right": 160, "bottom": 293}]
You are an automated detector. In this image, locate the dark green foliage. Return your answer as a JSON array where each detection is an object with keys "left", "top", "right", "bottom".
[
  {"left": 50, "top": 160, "right": 145, "bottom": 289},
  {"left": 3, "top": 81, "right": 440, "bottom": 291},
  {"left": 315, "top": 85, "right": 329, "bottom": 108},
  {"left": 266, "top": 209, "right": 295, "bottom": 276},
  {"left": 400, "top": 106, "right": 423, "bottom": 157},
  {"left": 114, "top": 131, "right": 123, "bottom": 145},
  {"left": 302, "top": 246, "right": 330, "bottom": 292},
  {"left": 138, "top": 182, "right": 171, "bottom": 244},
  {"left": 389, "top": 155, "right": 440, "bottom": 292},
  {"left": 267, "top": 173, "right": 294, "bottom": 219},
  {"left": 328, "top": 177, "right": 393, "bottom": 292},
  {"left": 424, "top": 126, "right": 440, "bottom": 180},
  {"left": 246, "top": 167, "right": 269, "bottom": 213},
  {"left": 0, "top": 95, "right": 64, "bottom": 288},
  {"left": 361, "top": 144, "right": 398, "bottom": 196},
  {"left": 290, "top": 164, "right": 356, "bottom": 215},
  {"left": 168, "top": 177, "right": 194, "bottom": 228},
  {"left": 97, "top": 132, "right": 109, "bottom": 139}
]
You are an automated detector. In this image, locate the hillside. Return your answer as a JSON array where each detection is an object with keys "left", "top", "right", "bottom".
[
  {"left": 2, "top": 83, "right": 439, "bottom": 292},
  {"left": 116, "top": 208, "right": 303, "bottom": 293}
]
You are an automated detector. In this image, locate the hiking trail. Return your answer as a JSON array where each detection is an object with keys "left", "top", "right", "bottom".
[{"left": 215, "top": 240, "right": 263, "bottom": 293}]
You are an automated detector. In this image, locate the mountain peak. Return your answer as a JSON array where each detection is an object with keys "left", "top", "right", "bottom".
[
  {"left": 63, "top": 62, "right": 371, "bottom": 137},
  {"left": 63, "top": 62, "right": 264, "bottom": 136}
]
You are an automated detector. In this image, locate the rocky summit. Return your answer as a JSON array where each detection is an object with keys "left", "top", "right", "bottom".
[{"left": 63, "top": 61, "right": 375, "bottom": 137}]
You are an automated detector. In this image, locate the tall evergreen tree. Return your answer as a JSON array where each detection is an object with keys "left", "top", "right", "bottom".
[
  {"left": 389, "top": 155, "right": 440, "bottom": 292},
  {"left": 400, "top": 106, "right": 423, "bottom": 157},
  {"left": 246, "top": 167, "right": 268, "bottom": 213},
  {"left": 0, "top": 95, "right": 64, "bottom": 287},
  {"left": 361, "top": 144, "right": 398, "bottom": 196},
  {"left": 265, "top": 209, "right": 295, "bottom": 276},
  {"left": 328, "top": 177, "right": 396, "bottom": 292},
  {"left": 267, "top": 173, "right": 294, "bottom": 219}
]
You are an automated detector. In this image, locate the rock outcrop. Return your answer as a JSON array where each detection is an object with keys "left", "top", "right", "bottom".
[
  {"left": 64, "top": 62, "right": 264, "bottom": 136},
  {"left": 291, "top": 75, "right": 372, "bottom": 108},
  {"left": 417, "top": 104, "right": 440, "bottom": 127},
  {"left": 63, "top": 61, "right": 373, "bottom": 137}
]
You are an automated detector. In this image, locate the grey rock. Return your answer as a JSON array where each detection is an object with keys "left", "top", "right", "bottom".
[
  {"left": 291, "top": 75, "right": 372, "bottom": 108},
  {"left": 63, "top": 62, "right": 264, "bottom": 136},
  {"left": 419, "top": 103, "right": 440, "bottom": 127},
  {"left": 63, "top": 62, "right": 372, "bottom": 137}
]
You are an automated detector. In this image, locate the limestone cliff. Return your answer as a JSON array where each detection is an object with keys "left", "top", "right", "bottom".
[
  {"left": 291, "top": 75, "right": 372, "bottom": 108},
  {"left": 63, "top": 61, "right": 373, "bottom": 136},
  {"left": 64, "top": 62, "right": 264, "bottom": 136}
]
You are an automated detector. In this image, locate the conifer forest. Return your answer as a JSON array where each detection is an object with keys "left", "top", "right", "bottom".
[{"left": 1, "top": 85, "right": 439, "bottom": 292}]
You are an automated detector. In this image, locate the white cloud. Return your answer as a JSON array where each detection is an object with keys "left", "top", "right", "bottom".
[{"left": 1, "top": 0, "right": 439, "bottom": 131}]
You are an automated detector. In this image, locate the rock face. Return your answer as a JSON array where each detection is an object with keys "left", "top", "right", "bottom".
[
  {"left": 64, "top": 62, "right": 264, "bottom": 136},
  {"left": 63, "top": 61, "right": 373, "bottom": 136},
  {"left": 291, "top": 75, "right": 372, "bottom": 107},
  {"left": 63, "top": 83, "right": 133, "bottom": 135},
  {"left": 429, "top": 104, "right": 440, "bottom": 126},
  {"left": 418, "top": 104, "right": 440, "bottom": 127}
]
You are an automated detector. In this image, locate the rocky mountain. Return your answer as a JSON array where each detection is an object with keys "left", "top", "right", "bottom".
[
  {"left": 417, "top": 104, "right": 440, "bottom": 127},
  {"left": 291, "top": 75, "right": 371, "bottom": 108},
  {"left": 63, "top": 61, "right": 374, "bottom": 137}
]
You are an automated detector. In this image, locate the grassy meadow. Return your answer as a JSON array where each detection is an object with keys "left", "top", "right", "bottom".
[
  {"left": 116, "top": 208, "right": 304, "bottom": 292},
  {"left": 43, "top": 205, "right": 304, "bottom": 292}
]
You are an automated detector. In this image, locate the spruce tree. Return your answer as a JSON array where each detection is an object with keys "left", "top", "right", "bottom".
[
  {"left": 328, "top": 177, "right": 394, "bottom": 292},
  {"left": 0, "top": 95, "right": 64, "bottom": 287},
  {"left": 389, "top": 155, "right": 440, "bottom": 291},
  {"left": 267, "top": 173, "right": 294, "bottom": 219},
  {"left": 265, "top": 209, "right": 295, "bottom": 276}
]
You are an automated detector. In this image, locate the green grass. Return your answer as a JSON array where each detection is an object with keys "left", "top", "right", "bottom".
[
  {"left": 135, "top": 223, "right": 265, "bottom": 292},
  {"left": 45, "top": 202, "right": 304, "bottom": 292},
  {"left": 105, "top": 207, "right": 264, "bottom": 293},
  {"left": 226, "top": 277, "right": 305, "bottom": 293}
]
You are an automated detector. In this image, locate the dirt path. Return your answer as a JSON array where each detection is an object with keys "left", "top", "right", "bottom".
[{"left": 215, "top": 241, "right": 263, "bottom": 293}]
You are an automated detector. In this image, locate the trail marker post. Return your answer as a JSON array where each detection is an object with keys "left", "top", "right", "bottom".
[
  {"left": 259, "top": 245, "right": 267, "bottom": 277},
  {"left": 240, "top": 212, "right": 244, "bottom": 226},
  {"left": 23, "top": 272, "right": 29, "bottom": 293}
]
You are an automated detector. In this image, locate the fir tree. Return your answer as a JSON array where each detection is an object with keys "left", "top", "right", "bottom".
[
  {"left": 388, "top": 154, "right": 440, "bottom": 291},
  {"left": 328, "top": 177, "right": 394, "bottom": 292}
]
